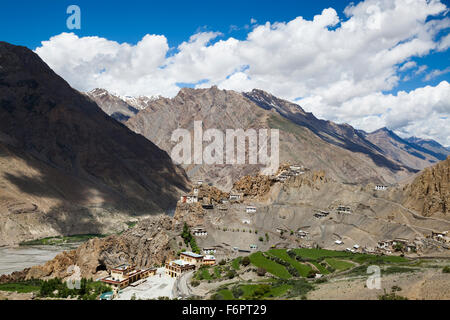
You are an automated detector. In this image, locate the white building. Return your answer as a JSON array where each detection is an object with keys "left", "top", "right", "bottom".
[
  {"left": 180, "top": 195, "right": 198, "bottom": 204},
  {"left": 246, "top": 206, "right": 257, "bottom": 214},
  {"left": 336, "top": 206, "right": 351, "bottom": 214},
  {"left": 375, "top": 185, "right": 388, "bottom": 191},
  {"left": 335, "top": 240, "right": 343, "bottom": 245},
  {"left": 297, "top": 230, "right": 309, "bottom": 238},
  {"left": 192, "top": 227, "right": 208, "bottom": 237},
  {"left": 242, "top": 219, "right": 251, "bottom": 224},
  {"left": 203, "top": 248, "right": 217, "bottom": 254},
  {"left": 229, "top": 194, "right": 242, "bottom": 201}
]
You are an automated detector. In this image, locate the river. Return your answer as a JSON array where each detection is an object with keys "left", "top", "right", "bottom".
[{"left": 0, "top": 244, "right": 80, "bottom": 276}]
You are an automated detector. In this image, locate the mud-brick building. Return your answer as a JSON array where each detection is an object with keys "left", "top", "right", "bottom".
[{"left": 100, "top": 264, "right": 156, "bottom": 289}]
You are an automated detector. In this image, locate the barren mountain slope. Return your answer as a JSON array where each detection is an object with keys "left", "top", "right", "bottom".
[
  {"left": 402, "top": 156, "right": 449, "bottom": 217},
  {"left": 84, "top": 88, "right": 140, "bottom": 122},
  {"left": 364, "top": 128, "right": 448, "bottom": 170},
  {"left": 0, "top": 42, "right": 190, "bottom": 245},
  {"left": 126, "top": 86, "right": 414, "bottom": 189},
  {"left": 406, "top": 137, "right": 450, "bottom": 159}
]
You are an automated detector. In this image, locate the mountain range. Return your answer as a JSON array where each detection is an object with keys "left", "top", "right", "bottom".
[
  {"left": 1, "top": 41, "right": 447, "bottom": 245},
  {"left": 88, "top": 86, "right": 448, "bottom": 190}
]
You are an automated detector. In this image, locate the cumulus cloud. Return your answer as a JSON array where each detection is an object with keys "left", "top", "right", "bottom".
[
  {"left": 35, "top": 0, "right": 450, "bottom": 145},
  {"left": 303, "top": 81, "right": 450, "bottom": 145}
]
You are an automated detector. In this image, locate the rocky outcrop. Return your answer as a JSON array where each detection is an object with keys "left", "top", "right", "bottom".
[
  {"left": 232, "top": 174, "right": 274, "bottom": 199},
  {"left": 403, "top": 156, "right": 449, "bottom": 216},
  {"left": 21, "top": 215, "right": 179, "bottom": 280},
  {"left": 173, "top": 202, "right": 206, "bottom": 227}
]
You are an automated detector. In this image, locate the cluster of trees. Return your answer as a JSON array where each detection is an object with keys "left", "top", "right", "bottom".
[
  {"left": 181, "top": 223, "right": 200, "bottom": 254},
  {"left": 39, "top": 278, "right": 110, "bottom": 300}
]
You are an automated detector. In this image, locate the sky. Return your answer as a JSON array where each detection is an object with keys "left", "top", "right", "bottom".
[{"left": 0, "top": 0, "right": 449, "bottom": 145}]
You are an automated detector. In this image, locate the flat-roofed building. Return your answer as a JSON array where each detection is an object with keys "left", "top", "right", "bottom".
[
  {"left": 246, "top": 206, "right": 257, "bottom": 213},
  {"left": 165, "top": 259, "right": 196, "bottom": 278},
  {"left": 203, "top": 255, "right": 216, "bottom": 266},
  {"left": 192, "top": 227, "right": 208, "bottom": 236},
  {"left": 336, "top": 206, "right": 351, "bottom": 214},
  {"left": 180, "top": 251, "right": 204, "bottom": 266},
  {"left": 203, "top": 248, "right": 217, "bottom": 254},
  {"left": 180, "top": 194, "right": 198, "bottom": 204},
  {"left": 100, "top": 264, "right": 156, "bottom": 289},
  {"left": 229, "top": 193, "right": 242, "bottom": 201}
]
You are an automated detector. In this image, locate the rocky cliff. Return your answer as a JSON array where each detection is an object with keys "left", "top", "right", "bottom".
[
  {"left": 1, "top": 215, "right": 180, "bottom": 281},
  {"left": 403, "top": 156, "right": 449, "bottom": 216}
]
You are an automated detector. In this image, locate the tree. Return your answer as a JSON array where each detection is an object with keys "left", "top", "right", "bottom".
[
  {"left": 226, "top": 270, "right": 237, "bottom": 279},
  {"left": 241, "top": 256, "right": 251, "bottom": 266},
  {"left": 256, "top": 268, "right": 266, "bottom": 276},
  {"left": 393, "top": 243, "right": 404, "bottom": 252},
  {"left": 181, "top": 222, "right": 192, "bottom": 245},
  {"left": 307, "top": 270, "right": 316, "bottom": 278}
]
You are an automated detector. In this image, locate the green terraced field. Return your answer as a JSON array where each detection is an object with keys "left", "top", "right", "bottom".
[
  {"left": 310, "top": 261, "right": 330, "bottom": 274},
  {"left": 231, "top": 257, "right": 242, "bottom": 270},
  {"left": 249, "top": 252, "right": 291, "bottom": 279},
  {"left": 267, "top": 249, "right": 312, "bottom": 277},
  {"left": 325, "top": 258, "right": 354, "bottom": 270},
  {"left": 240, "top": 283, "right": 292, "bottom": 299}
]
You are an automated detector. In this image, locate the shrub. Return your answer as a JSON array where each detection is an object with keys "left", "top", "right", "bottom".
[
  {"left": 256, "top": 268, "right": 267, "bottom": 276},
  {"left": 378, "top": 292, "right": 408, "bottom": 300},
  {"left": 241, "top": 256, "right": 251, "bottom": 266},
  {"left": 191, "top": 280, "right": 200, "bottom": 287},
  {"left": 226, "top": 270, "right": 237, "bottom": 279},
  {"left": 219, "top": 259, "right": 226, "bottom": 266},
  {"left": 232, "top": 286, "right": 243, "bottom": 299},
  {"left": 306, "top": 270, "right": 316, "bottom": 279},
  {"left": 443, "top": 266, "right": 450, "bottom": 273},
  {"left": 391, "top": 285, "right": 402, "bottom": 292},
  {"left": 258, "top": 236, "right": 264, "bottom": 242}
]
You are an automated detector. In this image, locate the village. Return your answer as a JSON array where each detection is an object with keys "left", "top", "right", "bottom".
[{"left": 95, "top": 163, "right": 449, "bottom": 300}]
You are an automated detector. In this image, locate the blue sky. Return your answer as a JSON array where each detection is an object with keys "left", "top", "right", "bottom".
[
  {"left": 1, "top": 0, "right": 448, "bottom": 92},
  {"left": 1, "top": 0, "right": 449, "bottom": 144},
  {"left": 1, "top": 1, "right": 351, "bottom": 47}
]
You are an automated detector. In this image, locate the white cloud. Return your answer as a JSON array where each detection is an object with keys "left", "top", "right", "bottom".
[
  {"left": 35, "top": 0, "right": 450, "bottom": 145},
  {"left": 302, "top": 81, "right": 450, "bottom": 145},
  {"left": 424, "top": 67, "right": 450, "bottom": 81},
  {"left": 399, "top": 61, "right": 417, "bottom": 71}
]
